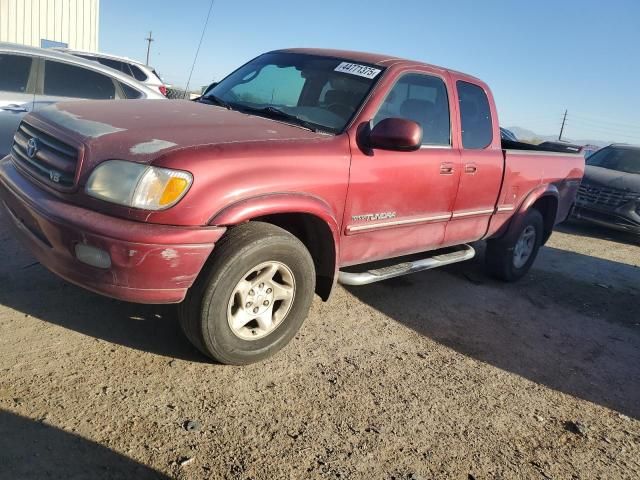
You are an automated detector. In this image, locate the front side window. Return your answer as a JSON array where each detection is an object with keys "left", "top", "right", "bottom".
[
  {"left": 457, "top": 81, "right": 493, "bottom": 149},
  {"left": 44, "top": 61, "right": 116, "bottom": 99},
  {"left": 206, "top": 52, "right": 385, "bottom": 133},
  {"left": 373, "top": 73, "right": 451, "bottom": 146},
  {"left": 0, "top": 54, "right": 32, "bottom": 93}
]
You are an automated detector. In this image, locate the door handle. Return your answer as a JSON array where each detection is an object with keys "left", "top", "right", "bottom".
[
  {"left": 464, "top": 164, "right": 478, "bottom": 174},
  {"left": 1, "top": 104, "right": 28, "bottom": 113},
  {"left": 439, "top": 163, "right": 454, "bottom": 175}
]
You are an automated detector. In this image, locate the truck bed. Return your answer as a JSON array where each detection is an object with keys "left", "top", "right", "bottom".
[{"left": 485, "top": 147, "right": 584, "bottom": 240}]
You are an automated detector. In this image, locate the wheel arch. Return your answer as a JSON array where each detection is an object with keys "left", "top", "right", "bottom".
[
  {"left": 493, "top": 184, "right": 559, "bottom": 244},
  {"left": 209, "top": 193, "right": 340, "bottom": 301}
]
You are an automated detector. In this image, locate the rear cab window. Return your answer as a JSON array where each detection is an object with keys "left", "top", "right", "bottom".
[
  {"left": 457, "top": 81, "right": 493, "bottom": 149},
  {"left": 43, "top": 61, "right": 117, "bottom": 99}
]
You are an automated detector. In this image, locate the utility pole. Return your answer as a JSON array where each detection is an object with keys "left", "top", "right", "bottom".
[
  {"left": 145, "top": 31, "right": 154, "bottom": 65},
  {"left": 558, "top": 109, "right": 568, "bottom": 141}
]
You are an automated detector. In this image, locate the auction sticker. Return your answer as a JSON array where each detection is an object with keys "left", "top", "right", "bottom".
[{"left": 334, "top": 62, "right": 382, "bottom": 79}]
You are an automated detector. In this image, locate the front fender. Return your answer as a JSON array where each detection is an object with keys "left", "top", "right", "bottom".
[
  {"left": 209, "top": 193, "right": 342, "bottom": 300},
  {"left": 209, "top": 192, "right": 340, "bottom": 236}
]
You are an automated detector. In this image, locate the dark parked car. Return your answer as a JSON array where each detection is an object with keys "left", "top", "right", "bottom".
[{"left": 573, "top": 144, "right": 640, "bottom": 234}]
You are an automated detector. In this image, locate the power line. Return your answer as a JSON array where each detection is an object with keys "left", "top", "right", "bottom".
[
  {"left": 566, "top": 112, "right": 640, "bottom": 130},
  {"left": 184, "top": 0, "right": 215, "bottom": 98},
  {"left": 564, "top": 118, "right": 640, "bottom": 135},
  {"left": 565, "top": 115, "right": 640, "bottom": 133},
  {"left": 562, "top": 123, "right": 639, "bottom": 141}
]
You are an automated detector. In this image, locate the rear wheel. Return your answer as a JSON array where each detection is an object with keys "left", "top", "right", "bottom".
[
  {"left": 179, "top": 222, "right": 316, "bottom": 364},
  {"left": 485, "top": 209, "right": 544, "bottom": 281}
]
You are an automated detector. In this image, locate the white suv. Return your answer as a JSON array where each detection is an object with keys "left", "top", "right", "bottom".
[
  {"left": 0, "top": 43, "right": 164, "bottom": 156},
  {"left": 59, "top": 49, "right": 168, "bottom": 97}
]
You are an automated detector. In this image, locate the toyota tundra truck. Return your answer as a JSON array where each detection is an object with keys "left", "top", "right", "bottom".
[{"left": 0, "top": 49, "right": 584, "bottom": 364}]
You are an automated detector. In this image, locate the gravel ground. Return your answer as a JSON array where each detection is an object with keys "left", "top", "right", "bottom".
[{"left": 0, "top": 210, "right": 639, "bottom": 480}]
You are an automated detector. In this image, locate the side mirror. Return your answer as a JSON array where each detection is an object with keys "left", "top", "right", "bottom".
[{"left": 369, "top": 118, "right": 423, "bottom": 152}]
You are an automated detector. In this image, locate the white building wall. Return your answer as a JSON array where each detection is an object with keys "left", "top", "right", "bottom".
[{"left": 0, "top": 0, "right": 99, "bottom": 51}]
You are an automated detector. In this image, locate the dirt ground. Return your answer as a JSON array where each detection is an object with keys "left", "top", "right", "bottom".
[{"left": 0, "top": 208, "right": 639, "bottom": 480}]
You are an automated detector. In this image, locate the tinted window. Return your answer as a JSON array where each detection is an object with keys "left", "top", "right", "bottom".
[
  {"left": 586, "top": 146, "right": 640, "bottom": 174},
  {"left": 0, "top": 54, "right": 32, "bottom": 93},
  {"left": 373, "top": 73, "right": 450, "bottom": 146},
  {"left": 44, "top": 61, "right": 116, "bottom": 99},
  {"left": 130, "top": 65, "right": 148, "bottom": 81},
  {"left": 97, "top": 57, "right": 124, "bottom": 71},
  {"left": 119, "top": 81, "right": 143, "bottom": 99},
  {"left": 457, "top": 81, "right": 493, "bottom": 149}
]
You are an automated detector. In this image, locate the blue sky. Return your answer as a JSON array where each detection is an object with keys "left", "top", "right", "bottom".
[{"left": 101, "top": 0, "right": 640, "bottom": 143}]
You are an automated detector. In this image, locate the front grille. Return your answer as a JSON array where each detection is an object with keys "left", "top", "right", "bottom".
[
  {"left": 11, "top": 122, "right": 79, "bottom": 189},
  {"left": 576, "top": 183, "right": 637, "bottom": 208}
]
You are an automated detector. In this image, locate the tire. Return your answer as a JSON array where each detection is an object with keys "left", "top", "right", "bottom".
[
  {"left": 485, "top": 208, "right": 544, "bottom": 282},
  {"left": 179, "top": 222, "right": 316, "bottom": 365}
]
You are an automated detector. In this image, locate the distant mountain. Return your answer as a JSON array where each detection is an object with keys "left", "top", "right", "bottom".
[{"left": 506, "top": 126, "right": 609, "bottom": 147}]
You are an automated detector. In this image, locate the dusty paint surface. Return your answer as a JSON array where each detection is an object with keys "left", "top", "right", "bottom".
[
  {"left": 38, "top": 105, "right": 125, "bottom": 138},
  {"left": 129, "top": 139, "right": 178, "bottom": 156}
]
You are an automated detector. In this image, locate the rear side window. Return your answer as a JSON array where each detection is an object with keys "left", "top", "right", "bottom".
[
  {"left": 44, "top": 61, "right": 116, "bottom": 99},
  {"left": 119, "top": 81, "right": 143, "bottom": 99},
  {"left": 373, "top": 73, "right": 451, "bottom": 146},
  {"left": 457, "top": 81, "right": 493, "bottom": 149},
  {"left": 97, "top": 57, "right": 123, "bottom": 71},
  {"left": 0, "top": 54, "right": 32, "bottom": 93},
  {"left": 130, "top": 65, "right": 148, "bottom": 81}
]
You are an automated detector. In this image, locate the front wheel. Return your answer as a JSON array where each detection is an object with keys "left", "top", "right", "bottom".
[
  {"left": 485, "top": 209, "right": 544, "bottom": 281},
  {"left": 179, "top": 222, "right": 316, "bottom": 365}
]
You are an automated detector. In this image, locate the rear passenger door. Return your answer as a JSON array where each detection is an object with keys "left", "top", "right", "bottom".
[
  {"left": 443, "top": 79, "right": 504, "bottom": 245},
  {"left": 33, "top": 59, "right": 119, "bottom": 112},
  {"left": 0, "top": 53, "right": 37, "bottom": 155}
]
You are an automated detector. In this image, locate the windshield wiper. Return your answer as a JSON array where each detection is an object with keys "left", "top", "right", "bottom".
[
  {"left": 240, "top": 105, "right": 321, "bottom": 133},
  {"left": 201, "top": 94, "right": 232, "bottom": 110}
]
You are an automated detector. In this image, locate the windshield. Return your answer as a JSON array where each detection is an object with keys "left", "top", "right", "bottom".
[
  {"left": 204, "top": 52, "right": 385, "bottom": 133},
  {"left": 586, "top": 146, "right": 640, "bottom": 174}
]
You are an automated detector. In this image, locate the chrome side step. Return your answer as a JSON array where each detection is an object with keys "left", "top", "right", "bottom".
[{"left": 338, "top": 244, "right": 475, "bottom": 286}]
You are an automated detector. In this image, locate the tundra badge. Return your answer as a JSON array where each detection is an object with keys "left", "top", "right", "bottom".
[{"left": 352, "top": 212, "right": 397, "bottom": 222}]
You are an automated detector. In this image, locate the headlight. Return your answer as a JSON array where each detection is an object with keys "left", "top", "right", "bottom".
[{"left": 86, "top": 160, "right": 192, "bottom": 210}]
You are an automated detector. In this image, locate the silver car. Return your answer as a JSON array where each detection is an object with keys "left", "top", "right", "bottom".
[{"left": 0, "top": 43, "right": 165, "bottom": 155}]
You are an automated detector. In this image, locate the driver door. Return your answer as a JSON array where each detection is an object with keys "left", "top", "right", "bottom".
[{"left": 340, "top": 71, "right": 461, "bottom": 265}]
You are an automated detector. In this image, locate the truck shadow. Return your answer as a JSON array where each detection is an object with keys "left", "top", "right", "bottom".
[
  {"left": 344, "top": 244, "right": 640, "bottom": 419},
  {"left": 0, "top": 410, "right": 169, "bottom": 479}
]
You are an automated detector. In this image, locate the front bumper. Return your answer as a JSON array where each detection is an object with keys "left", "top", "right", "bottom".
[
  {"left": 572, "top": 202, "right": 640, "bottom": 235},
  {"left": 0, "top": 157, "right": 226, "bottom": 303}
]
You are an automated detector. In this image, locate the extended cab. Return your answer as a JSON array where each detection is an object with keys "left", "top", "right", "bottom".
[{"left": 0, "top": 49, "right": 584, "bottom": 364}]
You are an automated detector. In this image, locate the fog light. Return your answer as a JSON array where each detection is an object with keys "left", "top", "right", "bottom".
[{"left": 75, "top": 244, "right": 111, "bottom": 269}]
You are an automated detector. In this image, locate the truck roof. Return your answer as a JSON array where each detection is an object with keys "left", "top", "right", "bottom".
[{"left": 274, "top": 48, "right": 484, "bottom": 84}]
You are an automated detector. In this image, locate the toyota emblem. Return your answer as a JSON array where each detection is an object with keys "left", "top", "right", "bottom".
[{"left": 26, "top": 138, "right": 39, "bottom": 158}]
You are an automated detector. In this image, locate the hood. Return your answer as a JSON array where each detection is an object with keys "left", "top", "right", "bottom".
[
  {"left": 32, "top": 99, "right": 327, "bottom": 163},
  {"left": 583, "top": 165, "right": 640, "bottom": 193}
]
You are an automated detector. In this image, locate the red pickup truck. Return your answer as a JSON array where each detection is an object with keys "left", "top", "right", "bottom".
[{"left": 0, "top": 49, "right": 584, "bottom": 364}]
